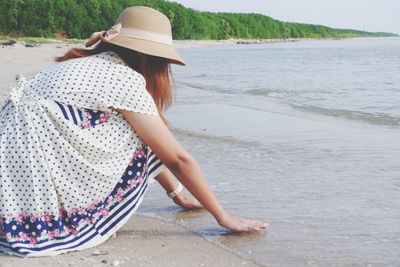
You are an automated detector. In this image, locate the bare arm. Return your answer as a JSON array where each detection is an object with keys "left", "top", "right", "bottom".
[{"left": 115, "top": 109, "right": 268, "bottom": 232}]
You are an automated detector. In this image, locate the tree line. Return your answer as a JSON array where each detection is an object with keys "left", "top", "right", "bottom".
[{"left": 0, "top": 0, "right": 395, "bottom": 40}]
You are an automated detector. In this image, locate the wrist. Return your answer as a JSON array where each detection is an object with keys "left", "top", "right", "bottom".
[{"left": 214, "top": 210, "right": 230, "bottom": 225}]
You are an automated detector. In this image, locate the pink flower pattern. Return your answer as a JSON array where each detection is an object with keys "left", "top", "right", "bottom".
[
  {"left": 0, "top": 143, "right": 149, "bottom": 244},
  {"left": 80, "top": 109, "right": 109, "bottom": 129}
]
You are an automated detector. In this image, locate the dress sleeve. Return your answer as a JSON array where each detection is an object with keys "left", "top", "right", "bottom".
[{"left": 102, "top": 68, "right": 159, "bottom": 117}]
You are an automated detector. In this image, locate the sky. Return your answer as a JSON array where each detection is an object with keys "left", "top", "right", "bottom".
[{"left": 168, "top": 0, "right": 400, "bottom": 35}]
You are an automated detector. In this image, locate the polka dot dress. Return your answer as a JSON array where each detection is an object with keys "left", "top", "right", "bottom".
[{"left": 0, "top": 51, "right": 165, "bottom": 257}]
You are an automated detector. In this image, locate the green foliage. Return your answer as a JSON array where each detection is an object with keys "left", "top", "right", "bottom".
[{"left": 0, "top": 0, "right": 396, "bottom": 39}]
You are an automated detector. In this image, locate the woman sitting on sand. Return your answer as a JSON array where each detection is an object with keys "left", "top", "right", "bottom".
[{"left": 0, "top": 6, "right": 267, "bottom": 257}]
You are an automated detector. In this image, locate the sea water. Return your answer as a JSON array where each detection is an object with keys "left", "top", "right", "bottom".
[{"left": 139, "top": 38, "right": 400, "bottom": 266}]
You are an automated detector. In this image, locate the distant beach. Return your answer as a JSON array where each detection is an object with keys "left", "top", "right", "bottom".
[{"left": 1, "top": 36, "right": 303, "bottom": 49}]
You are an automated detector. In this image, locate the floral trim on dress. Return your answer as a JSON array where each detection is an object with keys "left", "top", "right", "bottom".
[
  {"left": 0, "top": 143, "right": 148, "bottom": 245},
  {"left": 80, "top": 108, "right": 110, "bottom": 129}
]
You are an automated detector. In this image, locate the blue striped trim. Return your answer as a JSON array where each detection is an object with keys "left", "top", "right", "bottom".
[
  {"left": 55, "top": 101, "right": 82, "bottom": 126},
  {"left": 67, "top": 105, "right": 78, "bottom": 125},
  {"left": 99, "top": 184, "right": 148, "bottom": 236},
  {"left": 52, "top": 183, "right": 148, "bottom": 253},
  {"left": 0, "top": 242, "right": 25, "bottom": 254},
  {"left": 148, "top": 154, "right": 160, "bottom": 167},
  {"left": 54, "top": 230, "right": 98, "bottom": 252},
  {"left": 65, "top": 185, "right": 149, "bottom": 252},
  {"left": 1, "top": 178, "right": 149, "bottom": 255},
  {"left": 54, "top": 100, "right": 69, "bottom": 120},
  {"left": 0, "top": 243, "right": 28, "bottom": 256},
  {"left": 96, "top": 181, "right": 148, "bottom": 231},
  {"left": 149, "top": 161, "right": 163, "bottom": 173}
]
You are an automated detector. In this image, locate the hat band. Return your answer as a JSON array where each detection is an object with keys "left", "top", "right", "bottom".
[{"left": 118, "top": 28, "right": 173, "bottom": 45}]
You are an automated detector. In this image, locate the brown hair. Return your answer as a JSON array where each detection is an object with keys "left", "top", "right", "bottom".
[{"left": 55, "top": 42, "right": 174, "bottom": 125}]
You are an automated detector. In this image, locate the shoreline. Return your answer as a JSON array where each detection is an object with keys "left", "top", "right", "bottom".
[
  {"left": 1, "top": 36, "right": 399, "bottom": 49},
  {"left": 0, "top": 214, "right": 259, "bottom": 267},
  {"left": 173, "top": 36, "right": 400, "bottom": 48}
]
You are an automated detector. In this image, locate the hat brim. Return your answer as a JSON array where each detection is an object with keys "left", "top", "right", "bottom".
[{"left": 101, "top": 35, "right": 185, "bottom": 66}]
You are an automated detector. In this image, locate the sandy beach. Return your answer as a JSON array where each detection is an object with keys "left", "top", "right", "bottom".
[
  {"left": 0, "top": 215, "right": 257, "bottom": 267},
  {"left": 0, "top": 43, "right": 262, "bottom": 266},
  {"left": 0, "top": 215, "right": 257, "bottom": 266}
]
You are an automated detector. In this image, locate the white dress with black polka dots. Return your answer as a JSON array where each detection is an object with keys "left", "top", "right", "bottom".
[{"left": 0, "top": 51, "right": 165, "bottom": 257}]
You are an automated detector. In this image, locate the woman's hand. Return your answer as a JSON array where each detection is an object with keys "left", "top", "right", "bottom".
[
  {"left": 217, "top": 213, "right": 269, "bottom": 233},
  {"left": 173, "top": 193, "right": 204, "bottom": 209}
]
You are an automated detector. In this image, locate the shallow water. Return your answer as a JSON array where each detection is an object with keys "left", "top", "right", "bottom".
[
  {"left": 139, "top": 38, "right": 400, "bottom": 266},
  {"left": 175, "top": 37, "right": 400, "bottom": 127}
]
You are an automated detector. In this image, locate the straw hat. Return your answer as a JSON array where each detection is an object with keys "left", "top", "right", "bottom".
[{"left": 86, "top": 6, "right": 185, "bottom": 66}]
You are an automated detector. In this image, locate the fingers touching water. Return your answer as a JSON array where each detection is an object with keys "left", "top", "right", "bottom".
[{"left": 218, "top": 213, "right": 269, "bottom": 233}]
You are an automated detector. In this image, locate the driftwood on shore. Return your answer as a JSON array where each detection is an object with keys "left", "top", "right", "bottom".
[
  {"left": 0, "top": 40, "right": 17, "bottom": 46},
  {"left": 0, "top": 40, "right": 40, "bottom": 48}
]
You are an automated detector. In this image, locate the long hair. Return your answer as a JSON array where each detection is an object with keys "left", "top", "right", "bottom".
[{"left": 55, "top": 42, "right": 174, "bottom": 125}]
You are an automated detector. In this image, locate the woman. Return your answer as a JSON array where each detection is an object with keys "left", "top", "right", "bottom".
[{"left": 0, "top": 6, "right": 267, "bottom": 257}]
